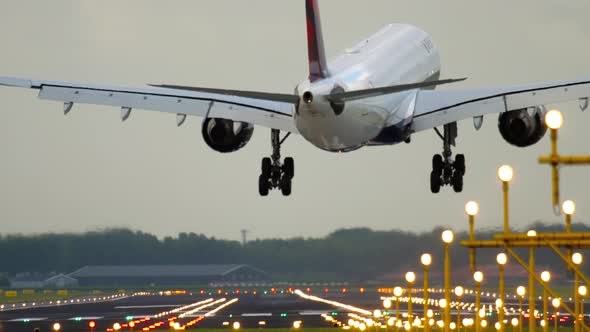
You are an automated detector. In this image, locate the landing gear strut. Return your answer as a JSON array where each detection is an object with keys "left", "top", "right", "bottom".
[
  {"left": 259, "top": 129, "right": 295, "bottom": 196},
  {"left": 430, "top": 122, "right": 465, "bottom": 193}
]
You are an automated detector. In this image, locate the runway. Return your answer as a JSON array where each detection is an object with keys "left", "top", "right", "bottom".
[
  {"left": 0, "top": 291, "right": 375, "bottom": 332},
  {"left": 0, "top": 288, "right": 573, "bottom": 331}
]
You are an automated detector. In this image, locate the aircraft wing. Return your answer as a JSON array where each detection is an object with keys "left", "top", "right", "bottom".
[
  {"left": 411, "top": 78, "right": 590, "bottom": 132},
  {"left": 0, "top": 77, "right": 298, "bottom": 133}
]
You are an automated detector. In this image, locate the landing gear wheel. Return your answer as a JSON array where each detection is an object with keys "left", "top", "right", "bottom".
[
  {"left": 283, "top": 157, "right": 294, "bottom": 179},
  {"left": 280, "top": 178, "right": 292, "bottom": 196},
  {"left": 452, "top": 173, "right": 464, "bottom": 193},
  {"left": 259, "top": 175, "right": 269, "bottom": 196},
  {"left": 430, "top": 171, "right": 442, "bottom": 194},
  {"left": 261, "top": 157, "right": 272, "bottom": 177},
  {"left": 432, "top": 154, "right": 444, "bottom": 173},
  {"left": 259, "top": 129, "right": 294, "bottom": 196},
  {"left": 454, "top": 154, "right": 466, "bottom": 176}
]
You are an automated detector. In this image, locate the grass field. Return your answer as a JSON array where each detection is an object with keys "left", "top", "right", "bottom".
[{"left": 0, "top": 289, "right": 109, "bottom": 304}]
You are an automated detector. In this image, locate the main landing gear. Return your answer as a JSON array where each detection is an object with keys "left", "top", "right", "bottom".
[
  {"left": 259, "top": 129, "right": 295, "bottom": 196},
  {"left": 430, "top": 122, "right": 465, "bottom": 193}
]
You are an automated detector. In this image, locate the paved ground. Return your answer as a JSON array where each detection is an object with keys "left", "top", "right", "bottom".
[{"left": 0, "top": 290, "right": 578, "bottom": 332}]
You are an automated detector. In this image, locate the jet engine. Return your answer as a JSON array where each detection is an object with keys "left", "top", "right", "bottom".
[
  {"left": 498, "top": 107, "right": 547, "bottom": 147},
  {"left": 202, "top": 118, "right": 254, "bottom": 153}
]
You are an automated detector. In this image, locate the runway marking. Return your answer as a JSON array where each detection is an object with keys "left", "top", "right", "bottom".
[
  {"left": 300, "top": 310, "right": 329, "bottom": 315},
  {"left": 115, "top": 305, "right": 181, "bottom": 309},
  {"left": 242, "top": 313, "right": 272, "bottom": 317},
  {"left": 7, "top": 318, "right": 47, "bottom": 322}
]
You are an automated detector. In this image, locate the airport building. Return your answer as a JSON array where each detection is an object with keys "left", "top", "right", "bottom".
[
  {"left": 10, "top": 273, "right": 79, "bottom": 289},
  {"left": 68, "top": 264, "right": 270, "bottom": 287}
]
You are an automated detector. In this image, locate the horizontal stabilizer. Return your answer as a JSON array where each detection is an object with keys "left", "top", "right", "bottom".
[
  {"left": 326, "top": 78, "right": 467, "bottom": 102},
  {"left": 151, "top": 84, "right": 300, "bottom": 104}
]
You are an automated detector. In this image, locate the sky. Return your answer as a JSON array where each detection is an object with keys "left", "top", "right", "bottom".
[{"left": 0, "top": 0, "right": 588, "bottom": 241}]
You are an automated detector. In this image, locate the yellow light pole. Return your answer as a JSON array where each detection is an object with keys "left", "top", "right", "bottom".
[
  {"left": 497, "top": 253, "right": 508, "bottom": 332},
  {"left": 544, "top": 110, "right": 563, "bottom": 210},
  {"left": 465, "top": 201, "right": 480, "bottom": 271},
  {"left": 474, "top": 271, "right": 484, "bottom": 332},
  {"left": 440, "top": 299, "right": 448, "bottom": 331},
  {"left": 563, "top": 200, "right": 576, "bottom": 269},
  {"left": 442, "top": 230, "right": 454, "bottom": 332},
  {"left": 517, "top": 286, "right": 526, "bottom": 332},
  {"left": 540, "top": 271, "right": 551, "bottom": 332},
  {"left": 573, "top": 252, "right": 584, "bottom": 332},
  {"left": 497, "top": 165, "right": 514, "bottom": 235},
  {"left": 421, "top": 254, "right": 432, "bottom": 332},
  {"left": 406, "top": 272, "right": 416, "bottom": 332},
  {"left": 527, "top": 230, "right": 537, "bottom": 332},
  {"left": 394, "top": 286, "right": 403, "bottom": 332},
  {"left": 580, "top": 286, "right": 588, "bottom": 332},
  {"left": 552, "top": 298, "right": 560, "bottom": 332},
  {"left": 455, "top": 286, "right": 464, "bottom": 332}
]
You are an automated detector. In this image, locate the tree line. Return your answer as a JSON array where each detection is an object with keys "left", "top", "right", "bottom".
[{"left": 1, "top": 222, "right": 588, "bottom": 282}]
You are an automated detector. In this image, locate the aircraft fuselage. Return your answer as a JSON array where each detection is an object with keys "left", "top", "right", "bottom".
[{"left": 294, "top": 24, "right": 441, "bottom": 152}]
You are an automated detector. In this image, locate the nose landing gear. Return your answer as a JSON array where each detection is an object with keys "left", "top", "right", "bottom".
[
  {"left": 259, "top": 129, "right": 295, "bottom": 196},
  {"left": 430, "top": 122, "right": 465, "bottom": 193}
]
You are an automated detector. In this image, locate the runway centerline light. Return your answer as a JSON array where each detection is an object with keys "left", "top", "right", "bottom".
[{"left": 545, "top": 110, "right": 564, "bottom": 130}]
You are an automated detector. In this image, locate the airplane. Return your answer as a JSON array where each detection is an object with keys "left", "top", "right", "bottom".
[{"left": 1, "top": 0, "right": 589, "bottom": 197}]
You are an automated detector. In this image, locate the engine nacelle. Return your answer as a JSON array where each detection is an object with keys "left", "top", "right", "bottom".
[
  {"left": 202, "top": 118, "right": 254, "bottom": 153},
  {"left": 498, "top": 107, "right": 547, "bottom": 147}
]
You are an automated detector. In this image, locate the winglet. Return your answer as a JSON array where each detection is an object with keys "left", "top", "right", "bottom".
[{"left": 306, "top": 0, "right": 329, "bottom": 82}]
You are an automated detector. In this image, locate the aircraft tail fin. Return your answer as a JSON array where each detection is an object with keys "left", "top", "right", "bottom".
[{"left": 306, "top": 0, "right": 329, "bottom": 82}]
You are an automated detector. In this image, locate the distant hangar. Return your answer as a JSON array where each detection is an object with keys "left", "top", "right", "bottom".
[{"left": 69, "top": 264, "right": 270, "bottom": 287}]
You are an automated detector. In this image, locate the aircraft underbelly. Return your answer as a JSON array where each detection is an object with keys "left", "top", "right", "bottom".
[{"left": 295, "top": 102, "right": 387, "bottom": 152}]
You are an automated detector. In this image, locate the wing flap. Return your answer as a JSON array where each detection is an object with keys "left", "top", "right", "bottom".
[{"left": 412, "top": 78, "right": 590, "bottom": 132}]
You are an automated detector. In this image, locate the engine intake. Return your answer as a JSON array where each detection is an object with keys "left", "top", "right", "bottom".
[
  {"left": 202, "top": 118, "right": 254, "bottom": 153},
  {"left": 498, "top": 107, "right": 547, "bottom": 147}
]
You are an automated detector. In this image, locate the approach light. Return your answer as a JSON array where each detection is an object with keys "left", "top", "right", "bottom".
[
  {"left": 496, "top": 253, "right": 508, "bottom": 265},
  {"left": 405, "top": 272, "right": 416, "bottom": 284},
  {"left": 455, "top": 286, "right": 464, "bottom": 297},
  {"left": 573, "top": 252, "right": 583, "bottom": 265},
  {"left": 541, "top": 271, "right": 551, "bottom": 283},
  {"left": 562, "top": 200, "right": 576, "bottom": 216},
  {"left": 497, "top": 165, "right": 514, "bottom": 182},
  {"left": 465, "top": 201, "right": 480, "bottom": 216},
  {"left": 442, "top": 230, "right": 454, "bottom": 244},
  {"left": 474, "top": 271, "right": 484, "bottom": 283},
  {"left": 517, "top": 286, "right": 526, "bottom": 297},
  {"left": 421, "top": 253, "right": 432, "bottom": 266},
  {"left": 393, "top": 287, "right": 403, "bottom": 297},
  {"left": 552, "top": 298, "right": 561, "bottom": 308},
  {"left": 545, "top": 110, "right": 564, "bottom": 130}
]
